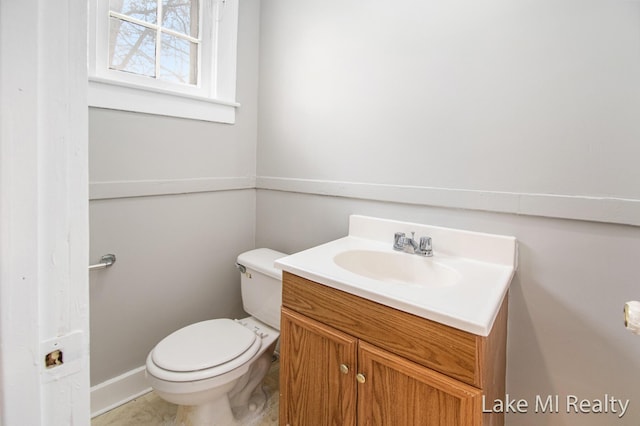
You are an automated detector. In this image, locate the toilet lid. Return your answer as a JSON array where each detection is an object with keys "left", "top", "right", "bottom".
[{"left": 151, "top": 319, "right": 257, "bottom": 372}]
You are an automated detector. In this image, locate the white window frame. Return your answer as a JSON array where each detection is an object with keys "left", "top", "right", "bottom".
[{"left": 88, "top": 0, "right": 239, "bottom": 123}]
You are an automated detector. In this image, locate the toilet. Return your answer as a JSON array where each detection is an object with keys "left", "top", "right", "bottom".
[{"left": 145, "top": 248, "right": 286, "bottom": 426}]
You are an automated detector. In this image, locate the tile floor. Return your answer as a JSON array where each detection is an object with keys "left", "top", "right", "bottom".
[{"left": 92, "top": 359, "right": 280, "bottom": 426}]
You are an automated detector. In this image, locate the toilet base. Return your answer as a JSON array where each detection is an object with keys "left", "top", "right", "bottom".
[
  {"left": 229, "top": 346, "right": 273, "bottom": 418},
  {"left": 176, "top": 395, "right": 238, "bottom": 426},
  {"left": 168, "top": 342, "right": 277, "bottom": 426}
]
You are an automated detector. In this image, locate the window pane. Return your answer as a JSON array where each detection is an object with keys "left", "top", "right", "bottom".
[
  {"left": 162, "top": 0, "right": 198, "bottom": 37},
  {"left": 110, "top": 0, "right": 158, "bottom": 24},
  {"left": 159, "top": 33, "right": 197, "bottom": 84},
  {"left": 109, "top": 18, "right": 157, "bottom": 78}
]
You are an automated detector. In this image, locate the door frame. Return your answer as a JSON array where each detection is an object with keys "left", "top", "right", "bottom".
[{"left": 0, "top": 0, "right": 90, "bottom": 423}]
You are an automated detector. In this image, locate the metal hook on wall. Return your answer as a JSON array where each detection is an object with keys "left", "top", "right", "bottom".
[{"left": 89, "top": 254, "right": 116, "bottom": 271}]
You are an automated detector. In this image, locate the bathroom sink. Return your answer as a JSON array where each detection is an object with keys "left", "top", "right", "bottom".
[
  {"left": 333, "top": 249, "right": 460, "bottom": 287},
  {"left": 275, "top": 215, "right": 517, "bottom": 336}
]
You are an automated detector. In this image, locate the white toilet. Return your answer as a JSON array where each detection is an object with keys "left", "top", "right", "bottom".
[{"left": 145, "top": 248, "right": 286, "bottom": 426}]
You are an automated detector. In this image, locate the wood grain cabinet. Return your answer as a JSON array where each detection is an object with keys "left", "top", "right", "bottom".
[{"left": 279, "top": 272, "right": 508, "bottom": 426}]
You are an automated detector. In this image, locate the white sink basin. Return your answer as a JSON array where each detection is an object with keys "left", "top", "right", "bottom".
[
  {"left": 275, "top": 215, "right": 517, "bottom": 336},
  {"left": 333, "top": 249, "right": 460, "bottom": 287}
]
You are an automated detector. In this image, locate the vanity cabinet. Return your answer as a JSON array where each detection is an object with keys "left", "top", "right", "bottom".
[
  {"left": 279, "top": 272, "right": 508, "bottom": 426},
  {"left": 280, "top": 308, "right": 357, "bottom": 425}
]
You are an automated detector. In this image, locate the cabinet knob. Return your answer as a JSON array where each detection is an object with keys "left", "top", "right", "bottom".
[
  {"left": 339, "top": 364, "right": 350, "bottom": 374},
  {"left": 356, "top": 373, "right": 366, "bottom": 384}
]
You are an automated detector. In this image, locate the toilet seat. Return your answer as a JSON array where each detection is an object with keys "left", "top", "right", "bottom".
[{"left": 147, "top": 318, "right": 262, "bottom": 383}]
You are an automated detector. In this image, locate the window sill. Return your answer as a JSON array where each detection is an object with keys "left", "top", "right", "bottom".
[{"left": 88, "top": 77, "right": 239, "bottom": 123}]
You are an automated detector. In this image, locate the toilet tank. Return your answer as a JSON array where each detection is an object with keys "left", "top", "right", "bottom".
[{"left": 236, "top": 248, "right": 286, "bottom": 330}]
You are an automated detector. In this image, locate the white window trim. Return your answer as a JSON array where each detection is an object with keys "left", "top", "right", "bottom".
[{"left": 88, "top": 0, "right": 240, "bottom": 123}]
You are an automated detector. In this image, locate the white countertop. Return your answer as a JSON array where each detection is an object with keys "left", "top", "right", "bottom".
[{"left": 275, "top": 215, "right": 517, "bottom": 336}]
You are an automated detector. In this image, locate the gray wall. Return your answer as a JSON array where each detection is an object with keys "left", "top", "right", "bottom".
[
  {"left": 89, "top": 0, "right": 261, "bottom": 386},
  {"left": 256, "top": 1, "right": 640, "bottom": 425},
  {"left": 258, "top": 0, "right": 640, "bottom": 200}
]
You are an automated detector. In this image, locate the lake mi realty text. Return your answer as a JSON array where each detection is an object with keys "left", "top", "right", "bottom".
[{"left": 483, "top": 394, "right": 630, "bottom": 418}]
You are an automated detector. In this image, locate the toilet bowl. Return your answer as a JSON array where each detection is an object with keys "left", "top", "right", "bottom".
[{"left": 145, "top": 249, "right": 286, "bottom": 426}]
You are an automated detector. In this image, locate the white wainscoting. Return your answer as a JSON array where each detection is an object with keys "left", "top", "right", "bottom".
[
  {"left": 89, "top": 175, "right": 640, "bottom": 226},
  {"left": 256, "top": 176, "right": 640, "bottom": 227},
  {"left": 90, "top": 177, "right": 256, "bottom": 200}
]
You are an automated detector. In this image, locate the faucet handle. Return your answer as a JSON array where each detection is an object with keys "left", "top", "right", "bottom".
[
  {"left": 393, "top": 232, "right": 405, "bottom": 250},
  {"left": 419, "top": 236, "right": 433, "bottom": 257}
]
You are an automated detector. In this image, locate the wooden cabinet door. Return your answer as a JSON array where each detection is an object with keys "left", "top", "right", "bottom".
[
  {"left": 280, "top": 308, "right": 358, "bottom": 426},
  {"left": 357, "top": 341, "right": 482, "bottom": 426}
]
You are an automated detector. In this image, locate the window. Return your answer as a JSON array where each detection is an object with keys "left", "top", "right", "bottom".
[
  {"left": 88, "top": 0, "right": 239, "bottom": 123},
  {"left": 108, "top": 0, "right": 200, "bottom": 85}
]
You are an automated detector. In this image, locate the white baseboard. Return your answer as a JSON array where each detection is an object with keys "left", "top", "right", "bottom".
[{"left": 90, "top": 366, "right": 152, "bottom": 418}]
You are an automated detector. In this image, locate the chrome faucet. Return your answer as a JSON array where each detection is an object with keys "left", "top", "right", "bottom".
[{"left": 394, "top": 231, "right": 433, "bottom": 257}]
